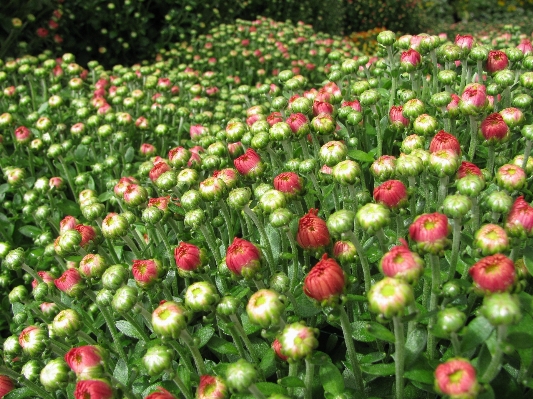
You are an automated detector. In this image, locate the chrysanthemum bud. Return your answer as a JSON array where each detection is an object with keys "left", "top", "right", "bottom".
[
  {"left": 196, "top": 375, "right": 228, "bottom": 399},
  {"left": 184, "top": 209, "right": 206, "bottom": 229},
  {"left": 225, "top": 359, "right": 258, "bottom": 393},
  {"left": 368, "top": 277, "right": 414, "bottom": 319},
  {"left": 409, "top": 212, "right": 451, "bottom": 255},
  {"left": 226, "top": 237, "right": 262, "bottom": 279},
  {"left": 332, "top": 159, "right": 361, "bottom": 185},
  {"left": 296, "top": 209, "right": 330, "bottom": 250},
  {"left": 456, "top": 175, "right": 485, "bottom": 197},
  {"left": 259, "top": 189, "right": 287, "bottom": 213},
  {"left": 505, "top": 196, "right": 533, "bottom": 237},
  {"left": 496, "top": 164, "right": 526, "bottom": 191},
  {"left": 442, "top": 194, "right": 472, "bottom": 219},
  {"left": 326, "top": 210, "right": 355, "bottom": 236},
  {"left": 142, "top": 345, "right": 173, "bottom": 376},
  {"left": 53, "top": 309, "right": 81, "bottom": 337},
  {"left": 110, "top": 285, "right": 138, "bottom": 313},
  {"left": 303, "top": 254, "right": 346, "bottom": 305},
  {"left": 3, "top": 247, "right": 25, "bottom": 270},
  {"left": 246, "top": 289, "right": 285, "bottom": 327},
  {"left": 101, "top": 213, "right": 129, "bottom": 239},
  {"left": 54, "top": 268, "right": 85, "bottom": 298},
  {"left": 8, "top": 285, "right": 27, "bottom": 303},
  {"left": 460, "top": 83, "right": 488, "bottom": 115},
  {"left": 101, "top": 264, "right": 128, "bottom": 291},
  {"left": 74, "top": 379, "right": 114, "bottom": 399},
  {"left": 19, "top": 325, "right": 48, "bottom": 357},
  {"left": 371, "top": 155, "right": 396, "bottom": 181},
  {"left": 481, "top": 292, "right": 521, "bottom": 326},
  {"left": 320, "top": 141, "right": 347, "bottom": 167},
  {"left": 486, "top": 190, "right": 513, "bottom": 215},
  {"left": 152, "top": 301, "right": 189, "bottom": 339},
  {"left": 469, "top": 254, "right": 516, "bottom": 294},
  {"left": 356, "top": 203, "right": 390, "bottom": 234},
  {"left": 278, "top": 322, "right": 319, "bottom": 361},
  {"left": 396, "top": 153, "right": 424, "bottom": 177},
  {"left": 474, "top": 224, "right": 509, "bottom": 255},
  {"left": 40, "top": 358, "right": 70, "bottom": 391},
  {"left": 380, "top": 240, "right": 424, "bottom": 284},
  {"left": 234, "top": 148, "right": 265, "bottom": 178},
  {"left": 434, "top": 358, "right": 479, "bottom": 399},
  {"left": 184, "top": 281, "right": 219, "bottom": 312},
  {"left": 434, "top": 307, "right": 467, "bottom": 339},
  {"left": 373, "top": 180, "right": 408, "bottom": 210}
]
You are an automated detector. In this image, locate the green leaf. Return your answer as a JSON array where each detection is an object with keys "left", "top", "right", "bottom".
[
  {"left": 404, "top": 368, "right": 434, "bottom": 384},
  {"left": 115, "top": 320, "right": 145, "bottom": 341},
  {"left": 360, "top": 363, "right": 395, "bottom": 376},
  {"left": 460, "top": 316, "right": 494, "bottom": 353},
  {"left": 37, "top": 101, "right": 49, "bottom": 114},
  {"left": 319, "top": 361, "right": 345, "bottom": 395},
  {"left": 359, "top": 352, "right": 386, "bottom": 364},
  {"left": 265, "top": 224, "right": 280, "bottom": 263},
  {"left": 347, "top": 149, "right": 374, "bottom": 163},
  {"left": 5, "top": 387, "right": 34, "bottom": 399},
  {"left": 74, "top": 144, "right": 88, "bottom": 159},
  {"left": 259, "top": 350, "right": 277, "bottom": 378},
  {"left": 124, "top": 146, "right": 135, "bottom": 163},
  {"left": 207, "top": 336, "right": 239, "bottom": 355},
  {"left": 279, "top": 376, "right": 305, "bottom": 388},
  {"left": 365, "top": 321, "right": 395, "bottom": 343},
  {"left": 523, "top": 246, "right": 533, "bottom": 277},
  {"left": 506, "top": 332, "right": 533, "bottom": 349},
  {"left": 294, "top": 292, "right": 321, "bottom": 318},
  {"left": 255, "top": 382, "right": 286, "bottom": 396},
  {"left": 194, "top": 326, "right": 214, "bottom": 348},
  {"left": 365, "top": 122, "right": 376, "bottom": 136},
  {"left": 113, "top": 358, "right": 129, "bottom": 385},
  {"left": 18, "top": 225, "right": 41, "bottom": 238},
  {"left": 98, "top": 192, "right": 114, "bottom": 202},
  {"left": 57, "top": 199, "right": 81, "bottom": 217},
  {"left": 404, "top": 328, "right": 427, "bottom": 367},
  {"left": 241, "top": 312, "right": 261, "bottom": 334},
  {"left": 352, "top": 321, "right": 377, "bottom": 342}
]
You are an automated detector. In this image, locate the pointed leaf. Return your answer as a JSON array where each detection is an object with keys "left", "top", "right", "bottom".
[
  {"left": 360, "top": 363, "right": 395, "bottom": 376},
  {"left": 365, "top": 321, "right": 395, "bottom": 343},
  {"left": 279, "top": 376, "right": 305, "bottom": 388},
  {"left": 319, "top": 361, "right": 345, "bottom": 395},
  {"left": 404, "top": 368, "right": 434, "bottom": 384},
  {"left": 207, "top": 336, "right": 239, "bottom": 355},
  {"left": 115, "top": 320, "right": 144, "bottom": 341},
  {"left": 4, "top": 388, "right": 34, "bottom": 399},
  {"left": 460, "top": 316, "right": 494, "bottom": 353},
  {"left": 347, "top": 150, "right": 374, "bottom": 163},
  {"left": 18, "top": 225, "right": 41, "bottom": 238},
  {"left": 113, "top": 358, "right": 129, "bottom": 385},
  {"left": 194, "top": 326, "right": 215, "bottom": 348},
  {"left": 404, "top": 328, "right": 427, "bottom": 367}
]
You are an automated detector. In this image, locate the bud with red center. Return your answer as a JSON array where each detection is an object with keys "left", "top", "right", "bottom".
[
  {"left": 373, "top": 180, "right": 408, "bottom": 210},
  {"left": 145, "top": 387, "right": 177, "bottom": 399},
  {"left": 32, "top": 271, "right": 55, "bottom": 289},
  {"left": 74, "top": 380, "right": 114, "bottom": 399},
  {"left": 267, "top": 112, "right": 283, "bottom": 126},
  {"left": 152, "top": 301, "right": 189, "bottom": 339},
  {"left": 505, "top": 196, "right": 533, "bottom": 237},
  {"left": 54, "top": 268, "right": 85, "bottom": 298},
  {"left": 332, "top": 240, "right": 357, "bottom": 264},
  {"left": 457, "top": 161, "right": 483, "bottom": 179},
  {"left": 234, "top": 148, "right": 265, "bottom": 179},
  {"left": 429, "top": 130, "right": 461, "bottom": 154},
  {"left": 368, "top": 277, "right": 415, "bottom": 319},
  {"left": 409, "top": 212, "right": 451, "bottom": 255},
  {"left": 380, "top": 239, "right": 424, "bottom": 284},
  {"left": 226, "top": 237, "right": 262, "bottom": 279},
  {"left": 149, "top": 161, "right": 171, "bottom": 183},
  {"left": 286, "top": 112, "right": 310, "bottom": 138},
  {"left": 246, "top": 289, "right": 285, "bottom": 327},
  {"left": 496, "top": 164, "right": 526, "bottom": 191},
  {"left": 400, "top": 49, "right": 422, "bottom": 71},
  {"left": 474, "top": 224, "right": 509, "bottom": 255},
  {"left": 272, "top": 339, "right": 288, "bottom": 361},
  {"left": 311, "top": 112, "right": 336, "bottom": 135},
  {"left": 303, "top": 254, "right": 345, "bottom": 305},
  {"left": 113, "top": 177, "right": 139, "bottom": 199},
  {"left": 371, "top": 155, "right": 396, "bottom": 181},
  {"left": 469, "top": 253, "right": 516, "bottom": 293},
  {"left": 389, "top": 105, "right": 410, "bottom": 131},
  {"left": 480, "top": 113, "right": 509, "bottom": 144},
  {"left": 132, "top": 259, "right": 163, "bottom": 289},
  {"left": 79, "top": 254, "right": 107, "bottom": 279},
  {"left": 14, "top": 126, "right": 32, "bottom": 144},
  {"left": 75, "top": 224, "right": 98, "bottom": 249},
  {"left": 459, "top": 83, "right": 488, "bottom": 115},
  {"left": 486, "top": 50, "right": 509, "bottom": 74},
  {"left": 278, "top": 322, "right": 319, "bottom": 361},
  {"left": 273, "top": 172, "right": 304, "bottom": 199},
  {"left": 296, "top": 209, "right": 330, "bottom": 250},
  {"left": 65, "top": 345, "right": 105, "bottom": 379},
  {"left": 500, "top": 107, "right": 524, "bottom": 128},
  {"left": 312, "top": 100, "right": 334, "bottom": 116},
  {"left": 455, "top": 34, "right": 474, "bottom": 56},
  {"left": 434, "top": 358, "right": 479, "bottom": 399},
  {"left": 174, "top": 242, "right": 207, "bottom": 276},
  {"left": 196, "top": 375, "right": 228, "bottom": 399}
]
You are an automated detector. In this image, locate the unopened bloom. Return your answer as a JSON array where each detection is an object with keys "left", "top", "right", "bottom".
[
  {"left": 495, "top": 164, "right": 526, "bottom": 191},
  {"left": 469, "top": 254, "right": 516, "bottom": 293},
  {"left": 380, "top": 239, "right": 424, "bottom": 283},
  {"left": 40, "top": 358, "right": 70, "bottom": 391},
  {"left": 389, "top": 106, "right": 409, "bottom": 131},
  {"left": 225, "top": 237, "right": 262, "bottom": 278},
  {"left": 304, "top": 254, "right": 345, "bottom": 304},
  {"left": 225, "top": 359, "right": 258, "bottom": 393},
  {"left": 481, "top": 292, "right": 521, "bottom": 326},
  {"left": 517, "top": 39, "right": 533, "bottom": 56},
  {"left": 486, "top": 50, "right": 509, "bottom": 74},
  {"left": 429, "top": 131, "right": 461, "bottom": 154},
  {"left": 234, "top": 148, "right": 265, "bottom": 178},
  {"left": 505, "top": 196, "right": 533, "bottom": 237},
  {"left": 185, "top": 281, "right": 219, "bottom": 312},
  {"left": 174, "top": 242, "right": 206, "bottom": 275},
  {"left": 273, "top": 172, "right": 304, "bottom": 198},
  {"left": 480, "top": 113, "right": 509, "bottom": 144},
  {"left": 434, "top": 358, "right": 479, "bottom": 399},
  {"left": 196, "top": 375, "right": 228, "bottom": 399},
  {"left": 74, "top": 379, "right": 114, "bottom": 399},
  {"left": 272, "top": 339, "right": 289, "bottom": 361},
  {"left": 54, "top": 268, "right": 85, "bottom": 298},
  {"left": 278, "top": 322, "right": 319, "bottom": 361},
  {"left": 0, "top": 375, "right": 14, "bottom": 397},
  {"left": 356, "top": 203, "right": 390, "bottom": 234},
  {"left": 145, "top": 387, "right": 177, "bottom": 399},
  {"left": 296, "top": 209, "right": 330, "bottom": 250},
  {"left": 132, "top": 259, "right": 163, "bottom": 289},
  {"left": 455, "top": 34, "right": 474, "bottom": 54},
  {"left": 65, "top": 345, "right": 105, "bottom": 380},
  {"left": 53, "top": 309, "right": 81, "bottom": 338},
  {"left": 332, "top": 240, "right": 357, "bottom": 264},
  {"left": 373, "top": 180, "right": 408, "bottom": 210},
  {"left": 149, "top": 161, "right": 171, "bottom": 183},
  {"left": 246, "top": 289, "right": 285, "bottom": 327},
  {"left": 474, "top": 224, "right": 509, "bottom": 255},
  {"left": 460, "top": 83, "right": 487, "bottom": 115},
  {"left": 142, "top": 346, "right": 173, "bottom": 376},
  {"left": 152, "top": 301, "right": 189, "bottom": 339},
  {"left": 368, "top": 277, "right": 415, "bottom": 319},
  {"left": 457, "top": 161, "right": 483, "bottom": 179},
  {"left": 371, "top": 155, "right": 396, "bottom": 181},
  {"left": 409, "top": 213, "right": 451, "bottom": 255},
  {"left": 400, "top": 49, "right": 422, "bottom": 71}
]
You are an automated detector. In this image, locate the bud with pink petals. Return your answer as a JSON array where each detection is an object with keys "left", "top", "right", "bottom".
[
  {"left": 434, "top": 358, "right": 479, "bottom": 399},
  {"left": 226, "top": 237, "right": 262, "bottom": 279}
]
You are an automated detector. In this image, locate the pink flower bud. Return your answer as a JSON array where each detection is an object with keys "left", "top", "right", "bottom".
[
  {"left": 304, "top": 254, "right": 345, "bottom": 304},
  {"left": 505, "top": 196, "right": 533, "bottom": 237},
  {"left": 54, "top": 268, "right": 85, "bottom": 298},
  {"left": 74, "top": 379, "right": 114, "bottom": 399},
  {"left": 469, "top": 254, "right": 516, "bottom": 293},
  {"left": 373, "top": 180, "right": 408, "bottom": 210},
  {"left": 409, "top": 212, "right": 451, "bottom": 255},
  {"left": 65, "top": 345, "right": 105, "bottom": 380},
  {"left": 380, "top": 239, "right": 424, "bottom": 283},
  {"left": 486, "top": 50, "right": 509, "bottom": 74},
  {"left": 132, "top": 259, "right": 163, "bottom": 289},
  {"left": 429, "top": 130, "right": 461, "bottom": 155},
  {"left": 226, "top": 237, "right": 262, "bottom": 278},
  {"left": 434, "top": 358, "right": 479, "bottom": 398},
  {"left": 480, "top": 113, "right": 509, "bottom": 144},
  {"left": 296, "top": 209, "right": 330, "bottom": 250}
]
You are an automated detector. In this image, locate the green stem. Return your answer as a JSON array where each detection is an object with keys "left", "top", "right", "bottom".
[
  {"left": 219, "top": 199, "right": 234, "bottom": 246},
  {"left": 285, "top": 229, "right": 300, "bottom": 291},
  {"left": 199, "top": 224, "right": 222, "bottom": 265},
  {"left": 437, "top": 176, "right": 449, "bottom": 209},
  {"left": 487, "top": 145, "right": 495, "bottom": 176},
  {"left": 408, "top": 176, "right": 417, "bottom": 216},
  {"left": 375, "top": 228, "right": 388, "bottom": 254},
  {"left": 167, "top": 340, "right": 195, "bottom": 374},
  {"left": 122, "top": 235, "right": 143, "bottom": 259},
  {"left": 448, "top": 217, "right": 462, "bottom": 281},
  {"left": 481, "top": 325, "right": 508, "bottom": 383},
  {"left": 393, "top": 316, "right": 405, "bottom": 399},
  {"left": 249, "top": 384, "right": 267, "bottom": 399},
  {"left": 105, "top": 238, "right": 121, "bottom": 264},
  {"left": 427, "top": 255, "right": 441, "bottom": 361},
  {"left": 346, "top": 231, "right": 371, "bottom": 294},
  {"left": 339, "top": 307, "right": 366, "bottom": 397},
  {"left": 467, "top": 115, "right": 478, "bottom": 161},
  {"left": 180, "top": 329, "right": 208, "bottom": 375},
  {"left": 243, "top": 205, "right": 275, "bottom": 275},
  {"left": 304, "top": 358, "right": 315, "bottom": 399},
  {"left": 155, "top": 222, "right": 173, "bottom": 257},
  {"left": 451, "top": 332, "right": 461, "bottom": 357},
  {"left": 229, "top": 313, "right": 259, "bottom": 364},
  {"left": 522, "top": 140, "right": 532, "bottom": 172},
  {"left": 0, "top": 366, "right": 54, "bottom": 399},
  {"left": 57, "top": 156, "right": 77, "bottom": 200}
]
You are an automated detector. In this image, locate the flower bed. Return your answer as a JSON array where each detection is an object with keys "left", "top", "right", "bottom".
[{"left": 1, "top": 15, "right": 533, "bottom": 399}]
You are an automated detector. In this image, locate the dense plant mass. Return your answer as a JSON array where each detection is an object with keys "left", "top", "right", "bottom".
[{"left": 3, "top": 14, "right": 533, "bottom": 399}]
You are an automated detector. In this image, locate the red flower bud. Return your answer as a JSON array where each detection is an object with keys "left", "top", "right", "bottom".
[
  {"left": 234, "top": 148, "right": 265, "bottom": 178},
  {"left": 304, "top": 254, "right": 345, "bottom": 303},
  {"left": 145, "top": 387, "right": 177, "bottom": 399},
  {"left": 272, "top": 339, "right": 288, "bottom": 361},
  {"left": 174, "top": 242, "right": 206, "bottom": 274},
  {"left": 54, "top": 268, "right": 85, "bottom": 298},
  {"left": 132, "top": 259, "right": 163, "bottom": 289},
  {"left": 380, "top": 239, "right": 424, "bottom": 283},
  {"left": 429, "top": 130, "right": 461, "bottom": 155},
  {"left": 434, "top": 358, "right": 479, "bottom": 398},
  {"left": 226, "top": 237, "right": 262, "bottom": 278},
  {"left": 196, "top": 375, "right": 228, "bottom": 399},
  {"left": 409, "top": 212, "right": 451, "bottom": 255},
  {"left": 389, "top": 105, "right": 410, "bottom": 130},
  {"left": 373, "top": 180, "right": 408, "bottom": 210},
  {"left": 486, "top": 50, "right": 509, "bottom": 74},
  {"left": 457, "top": 161, "right": 483, "bottom": 179},
  {"left": 65, "top": 345, "right": 105, "bottom": 379},
  {"left": 296, "top": 209, "right": 330, "bottom": 250},
  {"left": 469, "top": 254, "right": 516, "bottom": 293},
  {"left": 505, "top": 196, "right": 533, "bottom": 237},
  {"left": 273, "top": 172, "right": 304, "bottom": 198},
  {"left": 480, "top": 113, "right": 509, "bottom": 144},
  {"left": 149, "top": 161, "right": 171, "bottom": 182},
  {"left": 0, "top": 375, "right": 14, "bottom": 397},
  {"left": 74, "top": 379, "right": 114, "bottom": 399}
]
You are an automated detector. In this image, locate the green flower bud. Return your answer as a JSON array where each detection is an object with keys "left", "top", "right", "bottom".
[
  {"left": 512, "top": 93, "right": 532, "bottom": 109},
  {"left": 32, "top": 282, "right": 49, "bottom": 302},
  {"left": 142, "top": 345, "right": 173, "bottom": 376},
  {"left": 456, "top": 175, "right": 485, "bottom": 197},
  {"left": 155, "top": 170, "right": 178, "bottom": 191},
  {"left": 246, "top": 289, "right": 285, "bottom": 328},
  {"left": 184, "top": 209, "right": 206, "bottom": 229},
  {"left": 377, "top": 30, "right": 396, "bottom": 46},
  {"left": 52, "top": 309, "right": 81, "bottom": 337},
  {"left": 4, "top": 247, "right": 25, "bottom": 270},
  {"left": 278, "top": 322, "right": 319, "bottom": 361},
  {"left": 413, "top": 114, "right": 438, "bottom": 136},
  {"left": 469, "top": 45, "right": 488, "bottom": 61},
  {"left": 22, "top": 359, "right": 42, "bottom": 381},
  {"left": 401, "top": 134, "right": 425, "bottom": 154},
  {"left": 290, "top": 97, "right": 313, "bottom": 115},
  {"left": 101, "top": 213, "right": 129, "bottom": 239},
  {"left": 269, "top": 208, "right": 294, "bottom": 228},
  {"left": 185, "top": 281, "right": 219, "bottom": 312},
  {"left": 320, "top": 141, "right": 347, "bottom": 167},
  {"left": 152, "top": 300, "right": 189, "bottom": 339},
  {"left": 217, "top": 295, "right": 239, "bottom": 316},
  {"left": 396, "top": 153, "right": 424, "bottom": 177},
  {"left": 81, "top": 203, "right": 106, "bottom": 222},
  {"left": 102, "top": 264, "right": 129, "bottom": 291},
  {"left": 40, "top": 358, "right": 69, "bottom": 391},
  {"left": 0, "top": 242, "right": 11, "bottom": 258},
  {"left": 520, "top": 72, "right": 533, "bottom": 89},
  {"left": 142, "top": 206, "right": 164, "bottom": 225},
  {"left": 429, "top": 149, "right": 460, "bottom": 177},
  {"left": 177, "top": 168, "right": 198, "bottom": 189},
  {"left": 226, "top": 359, "right": 258, "bottom": 393},
  {"left": 359, "top": 89, "right": 380, "bottom": 106},
  {"left": 332, "top": 160, "right": 361, "bottom": 185},
  {"left": 351, "top": 80, "right": 370, "bottom": 96},
  {"left": 438, "top": 70, "right": 457, "bottom": 86},
  {"left": 368, "top": 277, "right": 414, "bottom": 319},
  {"left": 521, "top": 125, "right": 533, "bottom": 141},
  {"left": 403, "top": 99, "right": 425, "bottom": 120},
  {"left": 431, "top": 91, "right": 452, "bottom": 108},
  {"left": 299, "top": 158, "right": 317, "bottom": 174},
  {"left": 19, "top": 325, "right": 48, "bottom": 357},
  {"left": 259, "top": 189, "right": 287, "bottom": 213},
  {"left": 228, "top": 187, "right": 251, "bottom": 210},
  {"left": 494, "top": 69, "right": 515, "bottom": 88},
  {"left": 54, "top": 229, "right": 82, "bottom": 257},
  {"left": 356, "top": 203, "right": 390, "bottom": 234},
  {"left": 327, "top": 210, "right": 355, "bottom": 236},
  {"left": 270, "top": 272, "right": 290, "bottom": 293},
  {"left": 9, "top": 285, "right": 28, "bottom": 303},
  {"left": 434, "top": 307, "right": 467, "bottom": 338},
  {"left": 311, "top": 113, "right": 336, "bottom": 135},
  {"left": 481, "top": 292, "right": 521, "bottom": 326},
  {"left": 112, "top": 285, "right": 138, "bottom": 313},
  {"left": 398, "top": 89, "right": 416, "bottom": 103},
  {"left": 270, "top": 122, "right": 292, "bottom": 141},
  {"left": 442, "top": 194, "right": 472, "bottom": 218},
  {"left": 96, "top": 289, "right": 114, "bottom": 307}
]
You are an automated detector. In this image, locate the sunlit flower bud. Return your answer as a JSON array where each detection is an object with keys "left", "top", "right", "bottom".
[
  {"left": 152, "top": 301, "right": 189, "bottom": 339},
  {"left": 185, "top": 281, "right": 219, "bottom": 312},
  {"left": 226, "top": 237, "right": 262, "bottom": 279},
  {"left": 356, "top": 203, "right": 390, "bottom": 234},
  {"left": 19, "top": 325, "right": 48, "bottom": 357},
  {"left": 142, "top": 345, "right": 173, "bottom": 376},
  {"left": 409, "top": 212, "right": 451, "bottom": 255},
  {"left": 368, "top": 277, "right": 414, "bottom": 319},
  {"left": 40, "top": 358, "right": 70, "bottom": 391},
  {"left": 495, "top": 164, "right": 526, "bottom": 191},
  {"left": 279, "top": 322, "right": 319, "bottom": 361}
]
